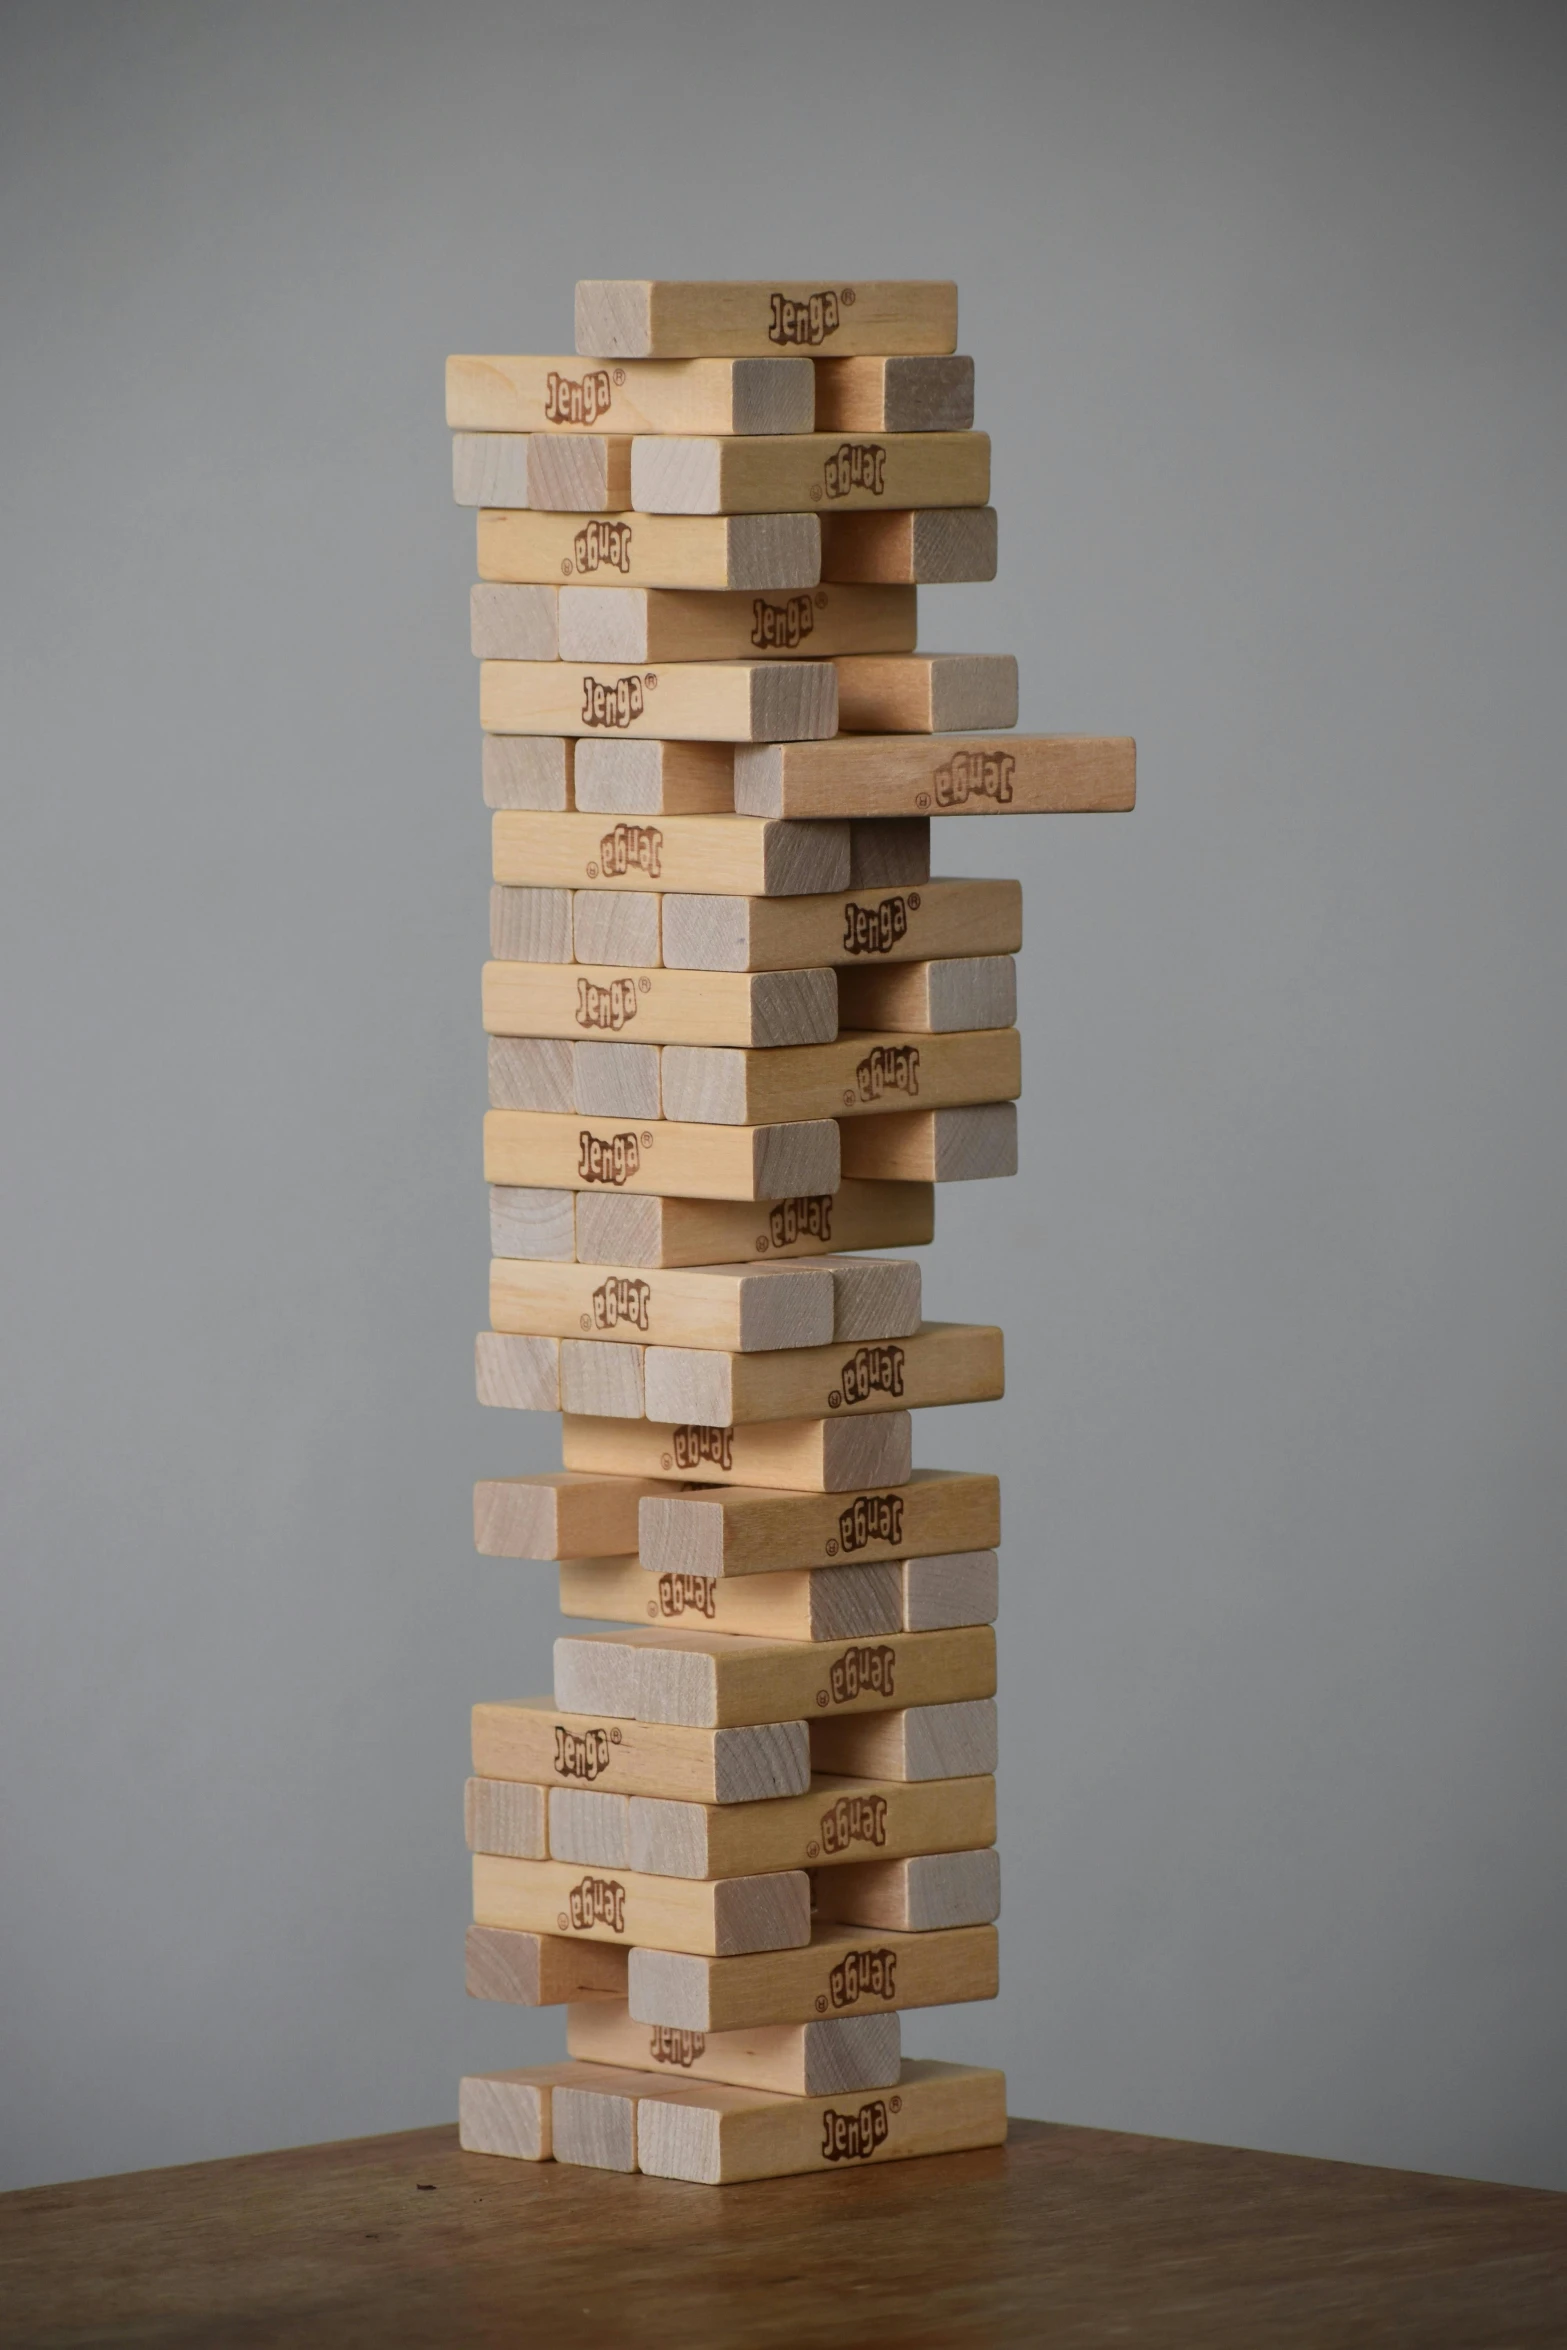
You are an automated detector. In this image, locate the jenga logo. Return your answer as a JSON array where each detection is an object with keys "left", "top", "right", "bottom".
[
  {"left": 581, "top": 674, "right": 645, "bottom": 730},
  {"left": 656, "top": 1571, "right": 717, "bottom": 1620},
  {"left": 823, "top": 441, "right": 886, "bottom": 500},
  {"left": 671, "top": 1424, "right": 734, "bottom": 1472},
  {"left": 842, "top": 896, "right": 909, "bottom": 956},
  {"left": 856, "top": 1044, "right": 920, "bottom": 1102},
  {"left": 769, "top": 289, "right": 841, "bottom": 346},
  {"left": 573, "top": 519, "right": 633, "bottom": 575},
  {"left": 553, "top": 1725, "right": 611, "bottom": 1782},
  {"left": 768, "top": 1195, "right": 832, "bottom": 1246},
  {"left": 567, "top": 1874, "right": 626, "bottom": 1932},
  {"left": 933, "top": 749, "right": 1015, "bottom": 808},
  {"left": 546, "top": 368, "right": 614, "bottom": 426},
  {"left": 648, "top": 2026, "right": 706, "bottom": 2068},
  {"left": 577, "top": 1129, "right": 640, "bottom": 1186},
  {"left": 576, "top": 975, "right": 639, "bottom": 1031},
  {"left": 839, "top": 1344, "right": 904, "bottom": 1404},
  {"left": 819, "top": 1793, "right": 888, "bottom": 1854},
  {"left": 598, "top": 823, "right": 662, "bottom": 877},
  {"left": 592, "top": 1276, "right": 651, "bottom": 1332},
  {"left": 828, "top": 1642, "right": 897, "bottom": 1700},
  {"left": 750, "top": 592, "right": 815, "bottom": 651},
  {"left": 837, "top": 1496, "right": 903, "bottom": 1555},
  {"left": 821, "top": 2100, "right": 890, "bottom": 2161},
  {"left": 828, "top": 1947, "right": 898, "bottom": 2007}
]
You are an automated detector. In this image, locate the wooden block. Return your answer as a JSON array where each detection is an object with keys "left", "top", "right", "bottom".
[
  {"left": 575, "top": 281, "right": 959, "bottom": 361},
  {"left": 810, "top": 1701, "right": 998, "bottom": 1783},
  {"left": 901, "top": 1550, "right": 1000, "bottom": 1631},
  {"left": 470, "top": 582, "right": 558, "bottom": 660},
  {"left": 567, "top": 2002, "right": 901, "bottom": 2095},
  {"left": 635, "top": 2057, "right": 1006, "bottom": 2185},
  {"left": 819, "top": 507, "right": 998, "bottom": 584},
  {"left": 482, "top": 962, "right": 837, "bottom": 1049},
  {"left": 551, "top": 2071, "right": 643, "bottom": 2171},
  {"left": 847, "top": 817, "right": 929, "bottom": 887},
  {"left": 572, "top": 739, "right": 734, "bottom": 816},
  {"left": 465, "top": 1775, "right": 547, "bottom": 1859},
  {"left": 458, "top": 2065, "right": 562, "bottom": 2159},
  {"left": 814, "top": 356, "right": 975, "bottom": 434},
  {"left": 838, "top": 1103, "right": 1017, "bottom": 1183},
  {"left": 557, "top": 1338, "right": 645, "bottom": 1419},
  {"left": 526, "top": 434, "right": 632, "bottom": 513},
  {"left": 478, "top": 508, "right": 821, "bottom": 592},
  {"left": 474, "top": 1472, "right": 674, "bottom": 1560},
  {"left": 489, "top": 1185, "right": 576, "bottom": 1261},
  {"left": 476, "top": 1330, "right": 560, "bottom": 1411},
  {"left": 835, "top": 654, "right": 1017, "bottom": 734},
  {"left": 487, "top": 1037, "right": 575, "bottom": 1114},
  {"left": 559, "top": 1556, "right": 904, "bottom": 1643},
  {"left": 627, "top": 1772, "right": 995, "bottom": 1880},
  {"left": 453, "top": 432, "right": 529, "bottom": 506},
  {"left": 575, "top": 1181, "right": 933, "bottom": 1268},
  {"left": 570, "top": 888, "right": 661, "bottom": 967},
  {"left": 659, "top": 1028, "right": 1021, "bottom": 1126},
  {"left": 735, "top": 733, "right": 1137, "bottom": 820},
  {"left": 642, "top": 1322, "right": 1002, "bottom": 1429},
  {"left": 473, "top": 1852, "right": 812, "bottom": 1956},
  {"left": 628, "top": 1921, "right": 998, "bottom": 2032},
  {"left": 632, "top": 432, "right": 989, "bottom": 517},
  {"left": 571, "top": 1041, "right": 661, "bottom": 1121},
  {"left": 494, "top": 809, "right": 849, "bottom": 898},
  {"left": 473, "top": 1695, "right": 811, "bottom": 1804},
  {"left": 483, "top": 735, "right": 573, "bottom": 811},
  {"left": 559, "top": 583, "right": 917, "bottom": 664},
  {"left": 814, "top": 1253, "right": 922, "bottom": 1341},
  {"left": 490, "top": 884, "right": 574, "bottom": 963},
  {"left": 561, "top": 1412, "right": 914, "bottom": 1494},
  {"left": 639, "top": 1469, "right": 1001, "bottom": 1581},
  {"left": 546, "top": 1786, "right": 631, "bottom": 1867},
  {"left": 482, "top": 659, "right": 836, "bottom": 746},
  {"left": 554, "top": 1623, "right": 996, "bottom": 1727},
  {"left": 465, "top": 1923, "right": 630, "bottom": 2008},
  {"left": 661, "top": 877, "right": 1021, "bottom": 974},
  {"left": 484, "top": 1110, "right": 841, "bottom": 1202},
  {"left": 448, "top": 353, "right": 817, "bottom": 435},
  {"left": 837, "top": 956, "right": 1016, "bottom": 1034},
  {"left": 814, "top": 1847, "right": 1000, "bottom": 1931},
  {"left": 490, "top": 1257, "right": 835, "bottom": 1351}
]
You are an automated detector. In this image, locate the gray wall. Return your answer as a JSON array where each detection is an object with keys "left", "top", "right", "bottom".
[{"left": 2, "top": 0, "right": 1563, "bottom": 2195}]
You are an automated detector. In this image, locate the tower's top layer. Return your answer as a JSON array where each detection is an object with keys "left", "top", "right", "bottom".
[{"left": 575, "top": 281, "right": 959, "bottom": 361}]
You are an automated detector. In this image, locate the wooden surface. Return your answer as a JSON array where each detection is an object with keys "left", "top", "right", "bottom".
[{"left": 7, "top": 2117, "right": 1562, "bottom": 2348}]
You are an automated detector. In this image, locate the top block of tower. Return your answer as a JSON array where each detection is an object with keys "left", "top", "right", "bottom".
[{"left": 576, "top": 281, "right": 959, "bottom": 361}]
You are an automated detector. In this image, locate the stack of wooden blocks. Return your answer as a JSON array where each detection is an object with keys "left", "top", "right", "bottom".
[{"left": 449, "top": 279, "right": 1134, "bottom": 2187}]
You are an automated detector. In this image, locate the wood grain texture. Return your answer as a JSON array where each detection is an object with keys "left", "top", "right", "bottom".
[
  {"left": 546, "top": 1787, "right": 631, "bottom": 1867},
  {"left": 574, "top": 1181, "right": 933, "bottom": 1268},
  {"left": 835, "top": 654, "right": 1017, "bottom": 734},
  {"left": 561, "top": 1411, "right": 914, "bottom": 1494},
  {"left": 487, "top": 1036, "right": 575, "bottom": 1113},
  {"left": 814, "top": 356, "right": 975, "bottom": 433},
  {"left": 482, "top": 734, "right": 573, "bottom": 810},
  {"left": 473, "top": 1852, "right": 812, "bottom": 1956},
  {"left": 481, "top": 658, "right": 837, "bottom": 743},
  {"left": 570, "top": 888, "right": 662, "bottom": 967},
  {"left": 489, "top": 1186, "right": 576, "bottom": 1261},
  {"left": 814, "top": 1846, "right": 1001, "bottom": 1931},
  {"left": 490, "top": 1257, "right": 836, "bottom": 1352},
  {"left": 631, "top": 433, "right": 989, "bottom": 516},
  {"left": 475, "top": 1330, "right": 560, "bottom": 1411},
  {"left": 464, "top": 1922, "right": 630, "bottom": 2007},
  {"left": 818, "top": 505, "right": 999, "bottom": 584},
  {"left": 635, "top": 2058, "right": 1006, "bottom": 2185},
  {"left": 458, "top": 2068, "right": 557, "bottom": 2160},
  {"left": 814, "top": 1252, "right": 922, "bottom": 1341},
  {"left": 559, "top": 1555, "right": 905, "bottom": 1643},
  {"left": 490, "top": 884, "right": 574, "bottom": 963},
  {"left": 810, "top": 1700, "right": 998, "bottom": 1783},
  {"left": 464, "top": 1775, "right": 547, "bottom": 1859},
  {"left": 477, "top": 508, "right": 822, "bottom": 592},
  {"left": 557, "top": 1338, "right": 646, "bottom": 1419},
  {"left": 838, "top": 1102, "right": 1018, "bottom": 1183},
  {"left": 572, "top": 738, "right": 734, "bottom": 816},
  {"left": 559, "top": 584, "right": 916, "bottom": 663},
  {"left": 554, "top": 1624, "right": 996, "bottom": 1728},
  {"left": 630, "top": 1920, "right": 998, "bottom": 2034},
  {"left": 484, "top": 1110, "right": 841, "bottom": 1203},
  {"left": 639, "top": 1469, "right": 1001, "bottom": 1580},
  {"left": 550, "top": 2075, "right": 642, "bottom": 2172},
  {"left": 567, "top": 2003, "right": 902, "bottom": 2096},
  {"left": 659, "top": 1027, "right": 1021, "bottom": 1125},
  {"left": 642, "top": 1322, "right": 1002, "bottom": 1427},
  {"left": 470, "top": 582, "right": 558, "bottom": 660},
  {"left": 901, "top": 1549, "right": 1001, "bottom": 1631},
  {"left": 661, "top": 877, "right": 1021, "bottom": 973},
  {"left": 838, "top": 955, "right": 1017, "bottom": 1034},
  {"left": 571, "top": 1041, "right": 661, "bottom": 1121},
  {"left": 447, "top": 354, "right": 816, "bottom": 436},
  {"left": 453, "top": 432, "right": 530, "bottom": 506},
  {"left": 474, "top": 1472, "right": 676, "bottom": 1560},
  {"left": 627, "top": 1772, "right": 995, "bottom": 1880},
  {"left": 526, "top": 434, "right": 632, "bottom": 513},
  {"left": 575, "top": 281, "right": 959, "bottom": 361},
  {"left": 482, "top": 961, "right": 837, "bottom": 1049},
  {"left": 493, "top": 809, "right": 850, "bottom": 897},
  {"left": 472, "top": 1696, "right": 811, "bottom": 1804},
  {"left": 734, "top": 732, "right": 1136, "bottom": 819},
  {"left": 847, "top": 816, "right": 930, "bottom": 886}
]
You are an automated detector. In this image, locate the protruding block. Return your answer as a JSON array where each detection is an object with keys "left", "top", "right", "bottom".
[
  {"left": 567, "top": 2002, "right": 901, "bottom": 2096},
  {"left": 470, "top": 582, "right": 558, "bottom": 660},
  {"left": 659, "top": 1028, "right": 1021, "bottom": 1126},
  {"left": 838, "top": 1103, "right": 1018, "bottom": 1183},
  {"left": 639, "top": 1469, "right": 1001, "bottom": 1581},
  {"left": 660, "top": 878, "right": 1021, "bottom": 974},
  {"left": 734, "top": 733, "right": 1136, "bottom": 820},
  {"left": 572, "top": 739, "right": 734, "bottom": 816},
  {"left": 838, "top": 956, "right": 1016, "bottom": 1034},
  {"left": 478, "top": 509, "right": 822, "bottom": 593},
  {"left": 483, "top": 735, "right": 573, "bottom": 811},
  {"left": 814, "top": 1847, "right": 1001, "bottom": 1931},
  {"left": 901, "top": 1549, "right": 1000, "bottom": 1631},
  {"left": 474, "top": 1472, "right": 675, "bottom": 1560},
  {"left": 571, "top": 1041, "right": 661, "bottom": 1121},
  {"left": 575, "top": 281, "right": 959, "bottom": 361},
  {"left": 547, "top": 1786, "right": 631, "bottom": 1867},
  {"left": 489, "top": 1185, "right": 576, "bottom": 1261},
  {"left": 476, "top": 1330, "right": 560, "bottom": 1411},
  {"left": 574, "top": 1181, "right": 933, "bottom": 1268},
  {"left": 465, "top": 1924, "right": 630, "bottom": 2008},
  {"left": 557, "top": 1338, "right": 645, "bottom": 1420},
  {"left": 559, "top": 583, "right": 916, "bottom": 663},
  {"left": 570, "top": 888, "right": 661, "bottom": 967},
  {"left": 481, "top": 658, "right": 837, "bottom": 743},
  {"left": 485, "top": 1110, "right": 841, "bottom": 1202},
  {"left": 473, "top": 1852, "right": 813, "bottom": 1956},
  {"left": 631, "top": 433, "right": 989, "bottom": 517},
  {"left": 810, "top": 1700, "right": 998, "bottom": 1782},
  {"left": 814, "top": 1252, "right": 922, "bottom": 1341},
  {"left": 641, "top": 1323, "right": 1001, "bottom": 1429},
  {"left": 847, "top": 817, "right": 930, "bottom": 887},
  {"left": 493, "top": 810, "right": 850, "bottom": 897},
  {"left": 473, "top": 1696, "right": 811, "bottom": 1804},
  {"left": 560, "top": 1556, "right": 904, "bottom": 1643},
  {"left": 465, "top": 1775, "right": 547, "bottom": 1859},
  {"left": 835, "top": 654, "right": 1017, "bottom": 734},
  {"left": 814, "top": 356, "right": 975, "bottom": 434},
  {"left": 490, "top": 884, "right": 574, "bottom": 963},
  {"left": 554, "top": 1623, "right": 996, "bottom": 1727},
  {"left": 628, "top": 1921, "right": 998, "bottom": 2032},
  {"left": 819, "top": 507, "right": 998, "bottom": 585},
  {"left": 487, "top": 1036, "right": 575, "bottom": 1113},
  {"left": 626, "top": 1772, "right": 995, "bottom": 1880},
  {"left": 446, "top": 353, "right": 816, "bottom": 436},
  {"left": 490, "top": 1257, "right": 835, "bottom": 1352},
  {"left": 453, "top": 432, "right": 529, "bottom": 506},
  {"left": 561, "top": 1411, "right": 914, "bottom": 1494},
  {"left": 482, "top": 962, "right": 837, "bottom": 1049},
  {"left": 634, "top": 2057, "right": 1006, "bottom": 2185},
  {"left": 526, "top": 433, "right": 632, "bottom": 513}
]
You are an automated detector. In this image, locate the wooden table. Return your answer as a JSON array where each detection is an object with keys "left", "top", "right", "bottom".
[{"left": 3, "top": 2117, "right": 1563, "bottom": 2346}]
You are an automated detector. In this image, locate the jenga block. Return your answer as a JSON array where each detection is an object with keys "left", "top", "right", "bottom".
[
  {"left": 815, "top": 1253, "right": 922, "bottom": 1341},
  {"left": 813, "top": 356, "right": 975, "bottom": 434},
  {"left": 642, "top": 1322, "right": 1002, "bottom": 1428},
  {"left": 478, "top": 508, "right": 821, "bottom": 592},
  {"left": 838, "top": 1103, "right": 1018, "bottom": 1183},
  {"left": 554, "top": 1623, "right": 996, "bottom": 1727},
  {"left": 446, "top": 354, "right": 815, "bottom": 436},
  {"left": 484, "top": 1110, "right": 841, "bottom": 1202},
  {"left": 453, "top": 432, "right": 529, "bottom": 507},
  {"left": 546, "top": 1786, "right": 631, "bottom": 1867},
  {"left": 631, "top": 432, "right": 989, "bottom": 517},
  {"left": 561, "top": 1412, "right": 914, "bottom": 1495},
  {"left": 838, "top": 956, "right": 1016, "bottom": 1034},
  {"left": 639, "top": 1469, "right": 1001, "bottom": 1581},
  {"left": 574, "top": 1181, "right": 933, "bottom": 1267},
  {"left": 661, "top": 877, "right": 1021, "bottom": 973},
  {"left": 659, "top": 1028, "right": 1021, "bottom": 1126},
  {"left": 627, "top": 1772, "right": 995, "bottom": 1880},
  {"left": 474, "top": 1472, "right": 675, "bottom": 1560},
  {"left": 464, "top": 1775, "right": 547, "bottom": 1859},
  {"left": 483, "top": 735, "right": 573, "bottom": 811},
  {"left": 489, "top": 1185, "right": 576, "bottom": 1261},
  {"left": 473, "top": 1696, "right": 811, "bottom": 1804},
  {"left": 570, "top": 888, "right": 661, "bottom": 967},
  {"left": 901, "top": 1550, "right": 1000, "bottom": 1631},
  {"left": 572, "top": 739, "right": 734, "bottom": 816},
  {"left": 557, "top": 1338, "right": 645, "bottom": 1419},
  {"left": 490, "top": 1257, "right": 835, "bottom": 1352},
  {"left": 480, "top": 659, "right": 836, "bottom": 744},
  {"left": 735, "top": 733, "right": 1137, "bottom": 820},
  {"left": 465, "top": 1923, "right": 630, "bottom": 2008},
  {"left": 551, "top": 2073, "right": 644, "bottom": 2171},
  {"left": 559, "top": 584, "right": 917, "bottom": 664},
  {"left": 567, "top": 2002, "right": 901, "bottom": 2096},
  {"left": 575, "top": 281, "right": 959, "bottom": 361},
  {"left": 635, "top": 2057, "right": 1006, "bottom": 2184},
  {"left": 818, "top": 507, "right": 998, "bottom": 585},
  {"left": 476, "top": 1330, "right": 560, "bottom": 1411},
  {"left": 571, "top": 1042, "right": 661, "bottom": 1121},
  {"left": 847, "top": 817, "right": 929, "bottom": 887},
  {"left": 470, "top": 582, "right": 558, "bottom": 660},
  {"left": 473, "top": 1852, "right": 812, "bottom": 1955},
  {"left": 490, "top": 883, "right": 574, "bottom": 963},
  {"left": 458, "top": 2065, "right": 562, "bottom": 2159},
  {"left": 487, "top": 1037, "right": 575, "bottom": 1113},
  {"left": 482, "top": 962, "right": 837, "bottom": 1049},
  {"left": 835, "top": 654, "right": 1017, "bottom": 734},
  {"left": 526, "top": 434, "right": 632, "bottom": 513},
  {"left": 559, "top": 1556, "right": 904, "bottom": 1643},
  {"left": 628, "top": 1921, "right": 998, "bottom": 2032},
  {"left": 494, "top": 810, "right": 850, "bottom": 898},
  {"left": 814, "top": 1847, "right": 1000, "bottom": 1931},
  {"left": 810, "top": 1700, "right": 998, "bottom": 1783}
]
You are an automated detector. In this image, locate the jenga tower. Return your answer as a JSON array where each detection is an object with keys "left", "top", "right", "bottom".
[{"left": 448, "top": 280, "right": 1135, "bottom": 2185}]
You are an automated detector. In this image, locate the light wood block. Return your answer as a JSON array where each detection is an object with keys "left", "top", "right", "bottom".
[
  {"left": 570, "top": 888, "right": 661, "bottom": 967},
  {"left": 473, "top": 1852, "right": 812, "bottom": 1956},
  {"left": 483, "top": 735, "right": 573, "bottom": 810},
  {"left": 465, "top": 1923, "right": 630, "bottom": 2008},
  {"left": 493, "top": 809, "right": 849, "bottom": 897},
  {"left": 628, "top": 1921, "right": 998, "bottom": 2032},
  {"left": 547, "top": 1786, "right": 631, "bottom": 1867},
  {"left": 489, "top": 1186, "right": 576, "bottom": 1261},
  {"left": 470, "top": 582, "right": 558, "bottom": 660},
  {"left": 490, "top": 1258, "right": 835, "bottom": 1352},
  {"left": 835, "top": 654, "right": 1017, "bottom": 734},
  {"left": 465, "top": 1775, "right": 547, "bottom": 1859},
  {"left": 575, "top": 281, "right": 959, "bottom": 361},
  {"left": 575, "top": 1181, "right": 933, "bottom": 1267},
  {"left": 639, "top": 1469, "right": 1001, "bottom": 1581},
  {"left": 838, "top": 956, "right": 1016, "bottom": 1034},
  {"left": 559, "top": 583, "right": 916, "bottom": 664},
  {"left": 632, "top": 432, "right": 989, "bottom": 517},
  {"left": 477, "top": 508, "right": 821, "bottom": 592},
  {"left": 473, "top": 1696, "right": 811, "bottom": 1804},
  {"left": 634, "top": 2057, "right": 1006, "bottom": 2185},
  {"left": 474, "top": 1472, "right": 676, "bottom": 1560},
  {"left": 567, "top": 2002, "right": 901, "bottom": 2096},
  {"left": 557, "top": 1338, "right": 645, "bottom": 1419},
  {"left": 482, "top": 659, "right": 836, "bottom": 743},
  {"left": 814, "top": 1847, "right": 1001, "bottom": 1931},
  {"left": 551, "top": 2071, "right": 644, "bottom": 2172},
  {"left": 818, "top": 507, "right": 998, "bottom": 584},
  {"left": 838, "top": 1103, "right": 1018, "bottom": 1183},
  {"left": 661, "top": 877, "right": 1021, "bottom": 973},
  {"left": 447, "top": 354, "right": 815, "bottom": 436},
  {"left": 484, "top": 1110, "right": 841, "bottom": 1202},
  {"left": 489, "top": 884, "right": 574, "bottom": 963},
  {"left": 901, "top": 1550, "right": 1000, "bottom": 1631},
  {"left": 487, "top": 1037, "right": 575, "bottom": 1113},
  {"left": 814, "top": 356, "right": 975, "bottom": 434},
  {"left": 642, "top": 1322, "right": 1003, "bottom": 1428},
  {"left": 453, "top": 432, "right": 529, "bottom": 506},
  {"left": 627, "top": 1772, "right": 995, "bottom": 1881},
  {"left": 847, "top": 817, "right": 929, "bottom": 887},
  {"left": 815, "top": 1252, "right": 922, "bottom": 1341},
  {"left": 458, "top": 2065, "right": 566, "bottom": 2159},
  {"left": 572, "top": 739, "right": 734, "bottom": 816},
  {"left": 526, "top": 434, "right": 632, "bottom": 513},
  {"left": 571, "top": 1041, "right": 661, "bottom": 1121},
  {"left": 735, "top": 732, "right": 1137, "bottom": 819},
  {"left": 482, "top": 961, "right": 837, "bottom": 1048},
  {"left": 561, "top": 1413, "right": 914, "bottom": 1494},
  {"left": 810, "top": 1701, "right": 998, "bottom": 1783},
  {"left": 554, "top": 1623, "right": 996, "bottom": 1728},
  {"left": 659, "top": 1027, "right": 1022, "bottom": 1125},
  {"left": 559, "top": 1556, "right": 904, "bottom": 1643},
  {"left": 476, "top": 1330, "right": 560, "bottom": 1411}
]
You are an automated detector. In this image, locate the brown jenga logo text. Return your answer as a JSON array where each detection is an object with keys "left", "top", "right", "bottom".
[
  {"left": 598, "top": 823, "right": 662, "bottom": 877},
  {"left": 820, "top": 1793, "right": 888, "bottom": 1854},
  {"left": 769, "top": 289, "right": 841, "bottom": 346},
  {"left": 842, "top": 895, "right": 909, "bottom": 956},
  {"left": 750, "top": 592, "right": 815, "bottom": 650},
  {"left": 828, "top": 1947, "right": 898, "bottom": 2007},
  {"left": 657, "top": 1571, "right": 717, "bottom": 1621},
  {"left": 573, "top": 519, "right": 633, "bottom": 575},
  {"left": 821, "top": 2099, "right": 890, "bottom": 2161},
  {"left": 671, "top": 1424, "right": 733, "bottom": 1472},
  {"left": 823, "top": 441, "right": 886, "bottom": 500},
  {"left": 648, "top": 2027, "right": 706, "bottom": 2068},
  {"left": 856, "top": 1043, "right": 920, "bottom": 1101},
  {"left": 577, "top": 1129, "right": 640, "bottom": 1186},
  {"left": 546, "top": 368, "right": 614, "bottom": 426},
  {"left": 553, "top": 1725, "right": 612, "bottom": 1782},
  {"left": 837, "top": 1496, "right": 904, "bottom": 1555},
  {"left": 768, "top": 1195, "right": 832, "bottom": 1246},
  {"left": 839, "top": 1344, "right": 905, "bottom": 1404},
  {"left": 567, "top": 1874, "right": 626, "bottom": 1932},
  {"left": 592, "top": 1276, "right": 651, "bottom": 1332},
  {"left": 581, "top": 674, "right": 645, "bottom": 730},
  {"left": 933, "top": 749, "right": 1015, "bottom": 808},
  {"left": 828, "top": 1642, "right": 897, "bottom": 1701},
  {"left": 576, "top": 975, "right": 639, "bottom": 1031}
]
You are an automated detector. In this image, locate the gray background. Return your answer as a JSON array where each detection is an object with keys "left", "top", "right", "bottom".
[{"left": 2, "top": 0, "right": 1563, "bottom": 2196}]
